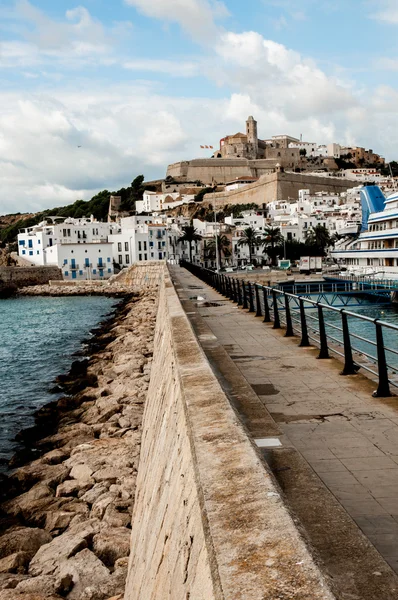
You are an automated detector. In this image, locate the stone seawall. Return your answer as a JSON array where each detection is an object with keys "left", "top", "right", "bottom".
[
  {"left": 124, "top": 268, "right": 336, "bottom": 599},
  {"left": 0, "top": 266, "right": 62, "bottom": 289}
]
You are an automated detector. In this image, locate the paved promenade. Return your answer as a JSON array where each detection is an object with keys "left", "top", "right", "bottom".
[{"left": 171, "top": 265, "right": 398, "bottom": 590}]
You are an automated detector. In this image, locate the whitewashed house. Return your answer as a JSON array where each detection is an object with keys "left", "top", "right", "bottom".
[{"left": 17, "top": 217, "right": 116, "bottom": 280}]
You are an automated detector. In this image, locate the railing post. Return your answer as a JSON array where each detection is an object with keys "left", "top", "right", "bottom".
[
  {"left": 228, "top": 277, "right": 234, "bottom": 301},
  {"left": 255, "top": 285, "right": 262, "bottom": 317},
  {"left": 272, "top": 289, "right": 281, "bottom": 329},
  {"left": 242, "top": 281, "right": 248, "bottom": 309},
  {"left": 298, "top": 298, "right": 310, "bottom": 347},
  {"left": 373, "top": 321, "right": 392, "bottom": 397},
  {"left": 231, "top": 278, "right": 237, "bottom": 303},
  {"left": 284, "top": 294, "right": 294, "bottom": 337},
  {"left": 248, "top": 282, "right": 255, "bottom": 313},
  {"left": 317, "top": 305, "right": 329, "bottom": 359},
  {"left": 262, "top": 288, "right": 271, "bottom": 323},
  {"left": 237, "top": 279, "right": 242, "bottom": 306},
  {"left": 340, "top": 311, "right": 360, "bottom": 375}
]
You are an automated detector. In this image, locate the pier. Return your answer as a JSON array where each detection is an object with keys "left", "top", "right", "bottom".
[{"left": 172, "top": 261, "right": 398, "bottom": 596}]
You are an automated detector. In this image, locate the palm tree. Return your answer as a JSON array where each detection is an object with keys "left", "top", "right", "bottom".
[
  {"left": 261, "top": 226, "right": 283, "bottom": 266},
  {"left": 207, "top": 234, "right": 231, "bottom": 268},
  {"left": 306, "top": 224, "right": 331, "bottom": 252},
  {"left": 237, "top": 227, "right": 260, "bottom": 265},
  {"left": 177, "top": 224, "right": 202, "bottom": 263}
]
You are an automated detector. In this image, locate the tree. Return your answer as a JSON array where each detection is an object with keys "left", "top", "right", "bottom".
[
  {"left": 306, "top": 224, "right": 331, "bottom": 254},
  {"left": 119, "top": 175, "right": 146, "bottom": 212},
  {"left": 177, "top": 224, "right": 202, "bottom": 263},
  {"left": 207, "top": 234, "right": 231, "bottom": 267},
  {"left": 261, "top": 226, "right": 283, "bottom": 266},
  {"left": 299, "top": 148, "right": 307, "bottom": 157},
  {"left": 237, "top": 227, "right": 260, "bottom": 264}
]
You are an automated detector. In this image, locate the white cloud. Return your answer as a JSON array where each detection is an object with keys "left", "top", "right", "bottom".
[
  {"left": 0, "top": 87, "right": 227, "bottom": 215},
  {"left": 214, "top": 32, "right": 357, "bottom": 120},
  {"left": 369, "top": 0, "right": 398, "bottom": 24},
  {"left": 123, "top": 58, "right": 199, "bottom": 77},
  {"left": 0, "top": 1, "right": 132, "bottom": 68},
  {"left": 124, "top": 0, "right": 228, "bottom": 39}
]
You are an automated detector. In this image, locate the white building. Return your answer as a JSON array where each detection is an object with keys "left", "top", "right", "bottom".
[
  {"left": 109, "top": 215, "right": 178, "bottom": 267},
  {"left": 17, "top": 217, "right": 116, "bottom": 280},
  {"left": 136, "top": 190, "right": 195, "bottom": 213}
]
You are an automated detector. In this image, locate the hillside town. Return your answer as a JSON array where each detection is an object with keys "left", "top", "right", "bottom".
[{"left": 10, "top": 116, "right": 398, "bottom": 281}]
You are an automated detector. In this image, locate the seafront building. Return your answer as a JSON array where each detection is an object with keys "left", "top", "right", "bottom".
[{"left": 17, "top": 217, "right": 116, "bottom": 280}]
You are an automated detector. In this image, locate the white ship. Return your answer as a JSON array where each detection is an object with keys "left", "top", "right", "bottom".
[{"left": 331, "top": 186, "right": 398, "bottom": 280}]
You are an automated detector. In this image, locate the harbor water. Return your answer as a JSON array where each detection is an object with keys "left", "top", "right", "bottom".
[{"left": 0, "top": 295, "right": 116, "bottom": 467}]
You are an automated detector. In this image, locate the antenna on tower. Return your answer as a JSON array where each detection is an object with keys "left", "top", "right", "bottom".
[{"left": 300, "top": 133, "right": 302, "bottom": 142}]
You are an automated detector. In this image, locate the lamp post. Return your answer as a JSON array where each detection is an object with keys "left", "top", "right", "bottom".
[{"left": 213, "top": 181, "right": 220, "bottom": 273}]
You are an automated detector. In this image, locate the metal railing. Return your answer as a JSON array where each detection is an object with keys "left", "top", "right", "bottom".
[{"left": 181, "top": 261, "right": 398, "bottom": 398}]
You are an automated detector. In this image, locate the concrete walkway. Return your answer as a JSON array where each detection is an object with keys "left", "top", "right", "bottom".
[{"left": 171, "top": 266, "right": 398, "bottom": 589}]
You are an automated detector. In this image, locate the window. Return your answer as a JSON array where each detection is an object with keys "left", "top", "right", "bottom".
[
  {"left": 159, "top": 252, "right": 162, "bottom": 259},
  {"left": 79, "top": 270, "right": 83, "bottom": 276},
  {"left": 118, "top": 242, "right": 122, "bottom": 252},
  {"left": 118, "top": 255, "right": 123, "bottom": 263},
  {"left": 19, "top": 240, "right": 25, "bottom": 245},
  {"left": 38, "top": 240, "right": 40, "bottom": 244},
  {"left": 108, "top": 268, "right": 112, "bottom": 273},
  {"left": 138, "top": 241, "right": 142, "bottom": 251},
  {"left": 144, "top": 254, "right": 147, "bottom": 260},
  {"left": 28, "top": 239, "right": 33, "bottom": 248},
  {"left": 29, "top": 251, "right": 33, "bottom": 256},
  {"left": 92, "top": 269, "right": 97, "bottom": 274},
  {"left": 107, "top": 257, "right": 111, "bottom": 262},
  {"left": 124, "top": 242, "right": 129, "bottom": 251},
  {"left": 65, "top": 271, "right": 69, "bottom": 276},
  {"left": 22, "top": 250, "right": 26, "bottom": 255},
  {"left": 37, "top": 251, "right": 39, "bottom": 254},
  {"left": 144, "top": 241, "right": 147, "bottom": 251},
  {"left": 125, "top": 255, "right": 130, "bottom": 264},
  {"left": 139, "top": 254, "right": 142, "bottom": 261}
]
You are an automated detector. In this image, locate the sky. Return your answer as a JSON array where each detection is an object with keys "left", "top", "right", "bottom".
[{"left": 1, "top": 0, "right": 398, "bottom": 215}]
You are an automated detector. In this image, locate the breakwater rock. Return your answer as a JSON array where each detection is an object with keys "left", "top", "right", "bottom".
[
  {"left": 17, "top": 283, "right": 132, "bottom": 297},
  {"left": 0, "top": 289, "right": 158, "bottom": 599}
]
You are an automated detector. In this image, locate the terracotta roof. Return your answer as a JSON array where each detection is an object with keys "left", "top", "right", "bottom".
[{"left": 227, "top": 132, "right": 247, "bottom": 139}]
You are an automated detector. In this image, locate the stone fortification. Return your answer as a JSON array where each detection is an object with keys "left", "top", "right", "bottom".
[
  {"left": 124, "top": 268, "right": 335, "bottom": 599},
  {"left": 0, "top": 266, "right": 62, "bottom": 291},
  {"left": 166, "top": 158, "right": 277, "bottom": 184},
  {"left": 206, "top": 171, "right": 359, "bottom": 207}
]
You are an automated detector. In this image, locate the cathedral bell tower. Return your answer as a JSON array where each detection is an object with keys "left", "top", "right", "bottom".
[{"left": 246, "top": 116, "right": 258, "bottom": 159}]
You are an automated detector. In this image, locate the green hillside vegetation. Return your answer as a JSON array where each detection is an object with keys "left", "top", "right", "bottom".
[{"left": 0, "top": 176, "right": 151, "bottom": 244}]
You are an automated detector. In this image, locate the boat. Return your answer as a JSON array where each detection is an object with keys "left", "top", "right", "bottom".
[{"left": 331, "top": 186, "right": 398, "bottom": 280}]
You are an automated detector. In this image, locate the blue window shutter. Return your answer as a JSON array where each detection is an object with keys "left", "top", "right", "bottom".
[
  {"left": 107, "top": 257, "right": 111, "bottom": 262},
  {"left": 93, "top": 269, "right": 97, "bottom": 274},
  {"left": 22, "top": 250, "right": 26, "bottom": 255},
  {"left": 65, "top": 271, "right": 69, "bottom": 276},
  {"left": 19, "top": 240, "right": 24, "bottom": 245},
  {"left": 29, "top": 251, "right": 33, "bottom": 256},
  {"left": 79, "top": 270, "right": 83, "bottom": 275},
  {"left": 108, "top": 268, "right": 111, "bottom": 273}
]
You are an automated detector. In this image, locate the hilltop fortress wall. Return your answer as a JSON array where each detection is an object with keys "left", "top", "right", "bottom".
[{"left": 167, "top": 162, "right": 358, "bottom": 206}]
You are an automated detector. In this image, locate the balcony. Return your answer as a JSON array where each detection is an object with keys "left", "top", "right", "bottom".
[{"left": 70, "top": 264, "right": 79, "bottom": 270}]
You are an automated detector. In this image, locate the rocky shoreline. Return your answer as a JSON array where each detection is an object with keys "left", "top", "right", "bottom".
[
  {"left": 0, "top": 287, "right": 158, "bottom": 599},
  {"left": 17, "top": 283, "right": 133, "bottom": 297}
]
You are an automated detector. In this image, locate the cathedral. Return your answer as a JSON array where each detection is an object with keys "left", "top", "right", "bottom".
[{"left": 217, "top": 116, "right": 300, "bottom": 162}]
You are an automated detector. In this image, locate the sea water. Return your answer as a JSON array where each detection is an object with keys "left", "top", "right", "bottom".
[{"left": 0, "top": 295, "right": 116, "bottom": 467}]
